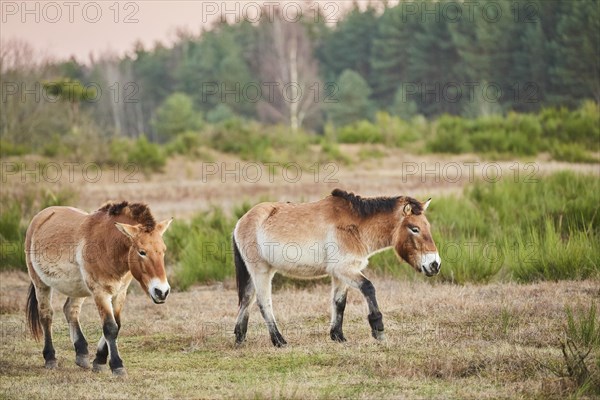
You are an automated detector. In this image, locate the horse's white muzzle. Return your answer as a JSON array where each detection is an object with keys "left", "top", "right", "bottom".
[
  {"left": 420, "top": 253, "right": 441, "bottom": 276},
  {"left": 149, "top": 278, "right": 170, "bottom": 304}
]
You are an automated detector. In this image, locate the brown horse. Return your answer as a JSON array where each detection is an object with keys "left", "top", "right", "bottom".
[
  {"left": 233, "top": 189, "right": 441, "bottom": 347},
  {"left": 25, "top": 201, "right": 172, "bottom": 376}
]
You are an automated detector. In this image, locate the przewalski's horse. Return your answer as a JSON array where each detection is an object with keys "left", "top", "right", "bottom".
[
  {"left": 233, "top": 189, "right": 441, "bottom": 347},
  {"left": 25, "top": 201, "right": 172, "bottom": 376}
]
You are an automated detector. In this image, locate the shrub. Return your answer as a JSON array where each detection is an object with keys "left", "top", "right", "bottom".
[
  {"left": 549, "top": 142, "right": 598, "bottom": 163},
  {"left": 109, "top": 135, "right": 166, "bottom": 172},
  {"left": 0, "top": 140, "right": 30, "bottom": 157},
  {"left": 0, "top": 187, "right": 77, "bottom": 271},
  {"left": 167, "top": 203, "right": 252, "bottom": 289},
  {"left": 427, "top": 115, "right": 473, "bottom": 153},
  {"left": 205, "top": 120, "right": 312, "bottom": 163}
]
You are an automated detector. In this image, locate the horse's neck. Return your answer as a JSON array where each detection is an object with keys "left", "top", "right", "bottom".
[{"left": 360, "top": 213, "right": 397, "bottom": 254}]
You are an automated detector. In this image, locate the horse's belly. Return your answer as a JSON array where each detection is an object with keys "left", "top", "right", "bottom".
[
  {"left": 32, "top": 256, "right": 91, "bottom": 298},
  {"left": 260, "top": 242, "right": 329, "bottom": 277}
]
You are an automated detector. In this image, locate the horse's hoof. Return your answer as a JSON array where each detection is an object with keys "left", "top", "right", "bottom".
[
  {"left": 330, "top": 331, "right": 347, "bottom": 342},
  {"left": 372, "top": 330, "right": 386, "bottom": 341},
  {"left": 76, "top": 354, "right": 91, "bottom": 369},
  {"left": 270, "top": 331, "right": 288, "bottom": 347},
  {"left": 44, "top": 359, "right": 58, "bottom": 369},
  {"left": 92, "top": 361, "right": 106, "bottom": 373},
  {"left": 111, "top": 367, "right": 127, "bottom": 378}
]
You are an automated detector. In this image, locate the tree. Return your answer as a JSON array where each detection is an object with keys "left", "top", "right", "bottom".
[
  {"left": 392, "top": 86, "right": 418, "bottom": 120},
  {"left": 152, "top": 92, "right": 202, "bottom": 140},
  {"left": 370, "top": 5, "right": 416, "bottom": 106},
  {"left": 551, "top": 0, "right": 600, "bottom": 105},
  {"left": 176, "top": 23, "right": 255, "bottom": 118},
  {"left": 253, "top": 6, "right": 323, "bottom": 132},
  {"left": 327, "top": 69, "right": 374, "bottom": 127},
  {"left": 406, "top": 1, "right": 464, "bottom": 117},
  {"left": 316, "top": 4, "right": 378, "bottom": 84}
]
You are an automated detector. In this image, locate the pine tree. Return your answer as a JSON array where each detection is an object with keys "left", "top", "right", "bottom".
[
  {"left": 370, "top": 5, "right": 416, "bottom": 106},
  {"left": 551, "top": 0, "right": 600, "bottom": 105},
  {"left": 327, "top": 69, "right": 374, "bottom": 126}
]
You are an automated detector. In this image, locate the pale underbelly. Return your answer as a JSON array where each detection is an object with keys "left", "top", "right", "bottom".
[{"left": 32, "top": 259, "right": 91, "bottom": 298}]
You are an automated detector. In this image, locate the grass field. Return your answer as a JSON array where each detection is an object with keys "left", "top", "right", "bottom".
[
  {"left": 0, "top": 271, "right": 598, "bottom": 399},
  {"left": 1, "top": 149, "right": 599, "bottom": 399}
]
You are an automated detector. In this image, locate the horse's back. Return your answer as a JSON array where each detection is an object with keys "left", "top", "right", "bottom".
[
  {"left": 26, "top": 206, "right": 91, "bottom": 297},
  {"left": 236, "top": 200, "right": 333, "bottom": 241}
]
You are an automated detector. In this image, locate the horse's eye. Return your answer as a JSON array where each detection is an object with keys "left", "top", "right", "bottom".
[
  {"left": 138, "top": 250, "right": 147, "bottom": 257},
  {"left": 409, "top": 227, "right": 420, "bottom": 234}
]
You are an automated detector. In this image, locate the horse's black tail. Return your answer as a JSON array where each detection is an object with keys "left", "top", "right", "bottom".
[
  {"left": 233, "top": 234, "right": 250, "bottom": 306},
  {"left": 26, "top": 283, "right": 42, "bottom": 341}
]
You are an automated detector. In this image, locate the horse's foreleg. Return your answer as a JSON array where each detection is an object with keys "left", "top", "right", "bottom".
[
  {"left": 337, "top": 272, "right": 385, "bottom": 341},
  {"left": 63, "top": 297, "right": 89, "bottom": 369},
  {"left": 36, "top": 285, "right": 57, "bottom": 369},
  {"left": 253, "top": 269, "right": 286, "bottom": 347},
  {"left": 330, "top": 277, "right": 348, "bottom": 342},
  {"left": 92, "top": 293, "right": 126, "bottom": 376},
  {"left": 359, "top": 277, "right": 385, "bottom": 341},
  {"left": 234, "top": 281, "right": 256, "bottom": 345}
]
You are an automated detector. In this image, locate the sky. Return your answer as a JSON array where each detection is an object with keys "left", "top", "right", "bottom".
[{"left": 1, "top": 0, "right": 385, "bottom": 64}]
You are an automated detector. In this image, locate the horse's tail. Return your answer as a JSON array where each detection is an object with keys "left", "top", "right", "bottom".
[
  {"left": 233, "top": 233, "right": 250, "bottom": 306},
  {"left": 26, "top": 283, "right": 42, "bottom": 341}
]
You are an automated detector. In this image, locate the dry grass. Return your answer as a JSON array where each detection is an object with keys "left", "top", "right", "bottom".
[{"left": 1, "top": 271, "right": 598, "bottom": 399}]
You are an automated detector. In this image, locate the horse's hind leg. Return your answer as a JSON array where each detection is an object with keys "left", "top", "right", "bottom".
[
  {"left": 234, "top": 281, "right": 256, "bottom": 345},
  {"left": 63, "top": 297, "right": 90, "bottom": 369},
  {"left": 330, "top": 277, "right": 348, "bottom": 342},
  {"left": 253, "top": 268, "right": 286, "bottom": 347},
  {"left": 35, "top": 285, "right": 57, "bottom": 368}
]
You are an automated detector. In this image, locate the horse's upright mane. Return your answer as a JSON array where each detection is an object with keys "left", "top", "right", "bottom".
[
  {"left": 98, "top": 201, "right": 156, "bottom": 232},
  {"left": 331, "top": 189, "right": 423, "bottom": 218}
]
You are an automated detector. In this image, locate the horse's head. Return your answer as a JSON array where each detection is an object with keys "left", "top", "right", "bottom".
[
  {"left": 115, "top": 218, "right": 173, "bottom": 303},
  {"left": 394, "top": 198, "right": 441, "bottom": 277}
]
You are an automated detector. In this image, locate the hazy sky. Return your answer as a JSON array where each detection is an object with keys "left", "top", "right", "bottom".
[{"left": 1, "top": 1, "right": 381, "bottom": 64}]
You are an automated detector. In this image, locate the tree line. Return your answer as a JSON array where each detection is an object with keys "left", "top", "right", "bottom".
[{"left": 1, "top": 0, "right": 598, "bottom": 145}]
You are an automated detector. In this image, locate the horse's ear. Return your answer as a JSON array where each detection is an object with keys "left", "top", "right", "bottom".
[
  {"left": 403, "top": 203, "right": 412, "bottom": 216},
  {"left": 115, "top": 222, "right": 140, "bottom": 239},
  {"left": 156, "top": 218, "right": 173, "bottom": 236},
  {"left": 423, "top": 198, "right": 432, "bottom": 211}
]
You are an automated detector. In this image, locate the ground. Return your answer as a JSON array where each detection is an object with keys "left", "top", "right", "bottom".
[
  {"left": 5, "top": 147, "right": 599, "bottom": 219},
  {"left": 1, "top": 271, "right": 597, "bottom": 399},
  {"left": 2, "top": 149, "right": 599, "bottom": 398}
]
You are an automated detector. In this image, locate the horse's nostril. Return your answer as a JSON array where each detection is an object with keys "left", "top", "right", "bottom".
[
  {"left": 431, "top": 261, "right": 439, "bottom": 271},
  {"left": 154, "top": 288, "right": 164, "bottom": 299},
  {"left": 164, "top": 288, "right": 170, "bottom": 298}
]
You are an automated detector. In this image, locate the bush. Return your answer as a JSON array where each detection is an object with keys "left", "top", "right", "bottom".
[
  {"left": 206, "top": 119, "right": 312, "bottom": 163},
  {"left": 427, "top": 115, "right": 473, "bottom": 153},
  {"left": 335, "top": 113, "right": 421, "bottom": 147},
  {"left": 549, "top": 142, "right": 598, "bottom": 163},
  {"left": 0, "top": 187, "right": 77, "bottom": 271},
  {"left": 110, "top": 135, "right": 166, "bottom": 172},
  {"left": 427, "top": 102, "right": 598, "bottom": 156},
  {"left": 0, "top": 140, "right": 30, "bottom": 157},
  {"left": 166, "top": 204, "right": 251, "bottom": 289}
]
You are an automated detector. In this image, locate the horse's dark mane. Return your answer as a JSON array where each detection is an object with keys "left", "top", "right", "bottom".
[
  {"left": 332, "top": 189, "right": 422, "bottom": 218},
  {"left": 98, "top": 201, "right": 156, "bottom": 232}
]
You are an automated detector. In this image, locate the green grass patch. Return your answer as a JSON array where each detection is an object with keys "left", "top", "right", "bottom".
[
  {"left": 0, "top": 187, "right": 77, "bottom": 271},
  {"left": 163, "top": 171, "right": 599, "bottom": 286},
  {"left": 430, "top": 171, "right": 600, "bottom": 283},
  {"left": 426, "top": 102, "right": 599, "bottom": 158}
]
